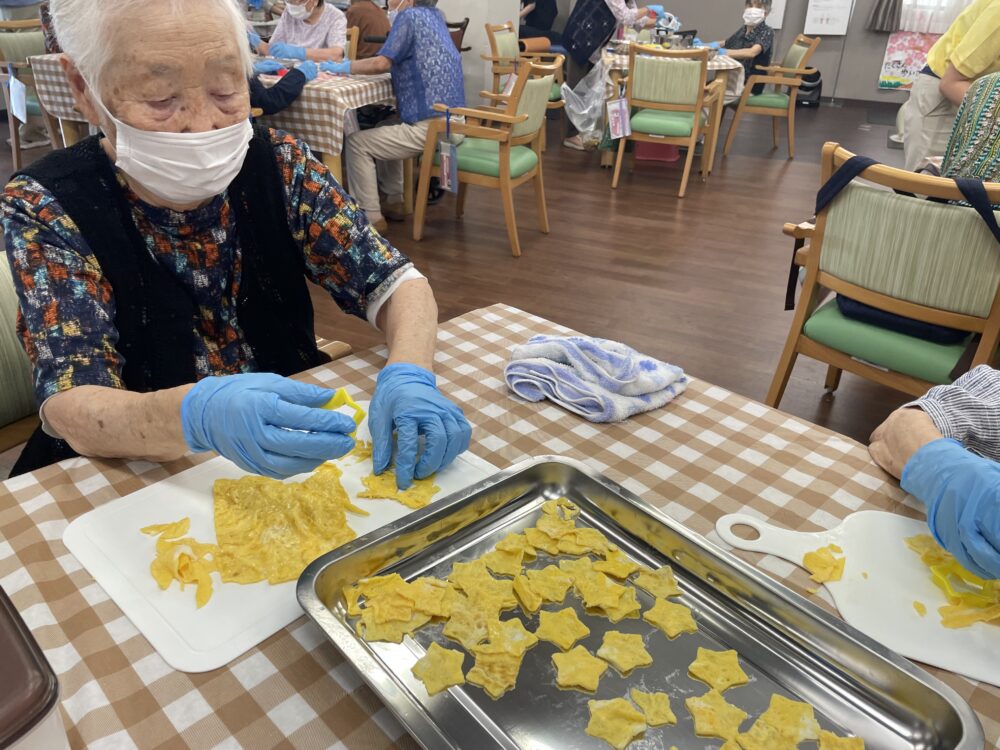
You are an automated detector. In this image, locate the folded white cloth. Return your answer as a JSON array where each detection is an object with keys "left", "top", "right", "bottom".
[{"left": 504, "top": 335, "right": 688, "bottom": 423}]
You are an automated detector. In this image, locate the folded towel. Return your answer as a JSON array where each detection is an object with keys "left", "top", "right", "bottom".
[{"left": 504, "top": 335, "right": 688, "bottom": 423}]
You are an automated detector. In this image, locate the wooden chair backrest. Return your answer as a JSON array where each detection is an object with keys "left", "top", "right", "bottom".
[
  {"left": 0, "top": 19, "right": 41, "bottom": 32},
  {"left": 780, "top": 34, "right": 820, "bottom": 76},
  {"left": 807, "top": 142, "right": 1000, "bottom": 332},
  {"left": 346, "top": 26, "right": 359, "bottom": 61},
  {"left": 448, "top": 17, "right": 470, "bottom": 52},
  {"left": 496, "top": 58, "right": 558, "bottom": 146},
  {"left": 625, "top": 45, "right": 708, "bottom": 115}
]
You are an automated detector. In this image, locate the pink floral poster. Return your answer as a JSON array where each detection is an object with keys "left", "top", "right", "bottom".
[{"left": 879, "top": 31, "right": 942, "bottom": 90}]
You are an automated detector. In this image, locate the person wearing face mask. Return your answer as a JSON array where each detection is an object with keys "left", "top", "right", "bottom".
[
  {"left": 1, "top": 0, "right": 472, "bottom": 491},
  {"left": 256, "top": 0, "right": 348, "bottom": 62},
  {"left": 716, "top": 0, "right": 774, "bottom": 91}
]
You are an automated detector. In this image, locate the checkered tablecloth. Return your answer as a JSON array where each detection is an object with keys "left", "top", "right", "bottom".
[
  {"left": 30, "top": 53, "right": 87, "bottom": 122},
  {"left": 1, "top": 304, "right": 996, "bottom": 748},
  {"left": 257, "top": 73, "right": 394, "bottom": 157}
]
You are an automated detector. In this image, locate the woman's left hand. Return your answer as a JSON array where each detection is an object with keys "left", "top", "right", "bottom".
[
  {"left": 369, "top": 363, "right": 472, "bottom": 490},
  {"left": 269, "top": 41, "right": 308, "bottom": 60}
]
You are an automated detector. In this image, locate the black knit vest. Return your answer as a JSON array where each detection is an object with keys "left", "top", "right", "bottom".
[
  {"left": 563, "top": 0, "right": 617, "bottom": 66},
  {"left": 11, "top": 126, "right": 323, "bottom": 476}
]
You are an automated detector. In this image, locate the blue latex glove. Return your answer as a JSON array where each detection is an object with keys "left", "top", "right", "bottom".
[
  {"left": 268, "top": 42, "right": 308, "bottom": 60},
  {"left": 253, "top": 59, "right": 284, "bottom": 75},
  {"left": 297, "top": 60, "right": 319, "bottom": 81},
  {"left": 369, "top": 363, "right": 472, "bottom": 490},
  {"left": 708, "top": 41, "right": 721, "bottom": 50},
  {"left": 693, "top": 37, "right": 704, "bottom": 46},
  {"left": 718, "top": 48, "right": 729, "bottom": 56},
  {"left": 646, "top": 4, "right": 665, "bottom": 17},
  {"left": 247, "top": 28, "right": 263, "bottom": 50},
  {"left": 181, "top": 373, "right": 356, "bottom": 479},
  {"left": 320, "top": 59, "right": 352, "bottom": 75},
  {"left": 902, "top": 438, "right": 1000, "bottom": 579},
  {"left": 248, "top": 0, "right": 265, "bottom": 9}
]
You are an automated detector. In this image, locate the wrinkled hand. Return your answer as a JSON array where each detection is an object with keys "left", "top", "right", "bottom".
[
  {"left": 181, "top": 373, "right": 356, "bottom": 479},
  {"left": 869, "top": 407, "right": 943, "bottom": 479},
  {"left": 247, "top": 28, "right": 263, "bottom": 50},
  {"left": 297, "top": 60, "right": 319, "bottom": 81},
  {"left": 320, "top": 59, "right": 352, "bottom": 75},
  {"left": 269, "top": 42, "right": 308, "bottom": 60},
  {"left": 253, "top": 59, "right": 284, "bottom": 75},
  {"left": 369, "top": 363, "right": 472, "bottom": 490}
]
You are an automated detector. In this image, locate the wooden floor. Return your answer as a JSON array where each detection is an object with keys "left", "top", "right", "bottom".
[{"left": 2, "top": 101, "right": 910, "bottom": 447}]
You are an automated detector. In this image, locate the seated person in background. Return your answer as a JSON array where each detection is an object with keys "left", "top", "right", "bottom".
[
  {"left": 249, "top": 59, "right": 318, "bottom": 115},
  {"left": 900, "top": 0, "right": 1000, "bottom": 171},
  {"left": 717, "top": 0, "right": 773, "bottom": 90},
  {"left": 346, "top": 0, "right": 390, "bottom": 59},
  {"left": 336, "top": 0, "right": 465, "bottom": 232},
  {"left": 257, "top": 0, "right": 347, "bottom": 62},
  {"left": 3, "top": 0, "right": 470, "bottom": 486},
  {"left": 938, "top": 70, "right": 1000, "bottom": 187},
  {"left": 520, "top": 0, "right": 562, "bottom": 45},
  {"left": 870, "top": 365, "right": 1000, "bottom": 579}
]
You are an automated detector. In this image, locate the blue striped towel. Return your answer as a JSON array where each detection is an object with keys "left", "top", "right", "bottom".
[{"left": 504, "top": 335, "right": 688, "bottom": 423}]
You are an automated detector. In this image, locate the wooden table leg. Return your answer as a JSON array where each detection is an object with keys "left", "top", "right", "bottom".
[
  {"left": 321, "top": 151, "right": 344, "bottom": 186},
  {"left": 403, "top": 158, "right": 414, "bottom": 215}
]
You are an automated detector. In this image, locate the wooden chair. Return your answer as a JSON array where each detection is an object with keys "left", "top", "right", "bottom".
[
  {"left": 483, "top": 21, "right": 565, "bottom": 151},
  {"left": 0, "top": 23, "right": 58, "bottom": 170},
  {"left": 611, "top": 46, "right": 723, "bottom": 198},
  {"left": 447, "top": 17, "right": 471, "bottom": 53},
  {"left": 767, "top": 142, "right": 1000, "bottom": 408},
  {"left": 0, "top": 246, "right": 39, "bottom": 455},
  {"left": 412, "top": 60, "right": 557, "bottom": 257},
  {"left": 723, "top": 34, "right": 820, "bottom": 160},
  {"left": 346, "top": 25, "right": 359, "bottom": 61}
]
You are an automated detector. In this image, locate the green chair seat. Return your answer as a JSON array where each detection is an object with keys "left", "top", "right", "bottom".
[
  {"left": 747, "top": 92, "right": 790, "bottom": 109},
  {"left": 549, "top": 82, "right": 562, "bottom": 102},
  {"left": 630, "top": 108, "right": 707, "bottom": 138},
  {"left": 802, "top": 299, "right": 970, "bottom": 385},
  {"left": 433, "top": 137, "right": 539, "bottom": 179}
]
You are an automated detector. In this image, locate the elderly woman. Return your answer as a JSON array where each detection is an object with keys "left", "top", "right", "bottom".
[
  {"left": 1, "top": 0, "right": 471, "bottom": 489},
  {"left": 716, "top": 0, "right": 774, "bottom": 86},
  {"left": 257, "top": 0, "right": 348, "bottom": 62}
]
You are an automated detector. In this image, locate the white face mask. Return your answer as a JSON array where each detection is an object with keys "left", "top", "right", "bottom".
[
  {"left": 743, "top": 7, "right": 766, "bottom": 25},
  {"left": 93, "top": 92, "right": 252, "bottom": 206},
  {"left": 387, "top": 9, "right": 398, "bottom": 24},
  {"left": 286, "top": 1, "right": 312, "bottom": 19}
]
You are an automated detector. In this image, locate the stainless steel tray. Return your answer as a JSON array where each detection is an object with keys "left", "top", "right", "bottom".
[{"left": 297, "top": 457, "right": 984, "bottom": 750}]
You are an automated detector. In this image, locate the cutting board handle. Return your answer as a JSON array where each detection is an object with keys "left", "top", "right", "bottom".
[{"left": 715, "top": 513, "right": 832, "bottom": 566}]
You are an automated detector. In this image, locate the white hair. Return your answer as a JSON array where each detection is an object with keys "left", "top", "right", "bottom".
[{"left": 50, "top": 0, "right": 253, "bottom": 96}]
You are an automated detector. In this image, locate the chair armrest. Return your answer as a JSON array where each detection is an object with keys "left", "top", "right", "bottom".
[
  {"left": 480, "top": 90, "right": 511, "bottom": 102},
  {"left": 432, "top": 103, "right": 529, "bottom": 125},
  {"left": 480, "top": 54, "right": 518, "bottom": 64},
  {"left": 704, "top": 78, "right": 724, "bottom": 102},
  {"left": 745, "top": 74, "right": 804, "bottom": 89},
  {"left": 756, "top": 64, "right": 816, "bottom": 77},
  {"left": 782, "top": 221, "right": 815, "bottom": 240},
  {"left": 519, "top": 51, "right": 563, "bottom": 62}
]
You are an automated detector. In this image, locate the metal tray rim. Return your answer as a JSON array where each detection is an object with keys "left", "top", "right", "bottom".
[{"left": 296, "top": 455, "right": 984, "bottom": 750}]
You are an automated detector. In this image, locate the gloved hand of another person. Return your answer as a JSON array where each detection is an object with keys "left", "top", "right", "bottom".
[
  {"left": 646, "top": 4, "right": 665, "bottom": 17},
  {"left": 320, "top": 60, "right": 352, "bottom": 75},
  {"left": 297, "top": 60, "right": 319, "bottom": 81},
  {"left": 247, "top": 28, "right": 263, "bottom": 50},
  {"left": 268, "top": 42, "right": 308, "bottom": 60},
  {"left": 369, "top": 363, "right": 472, "bottom": 490},
  {"left": 718, "top": 48, "right": 729, "bottom": 56},
  {"left": 708, "top": 41, "right": 721, "bottom": 50},
  {"left": 181, "top": 373, "right": 356, "bottom": 479},
  {"left": 253, "top": 59, "right": 284, "bottom": 75},
  {"left": 248, "top": 0, "right": 266, "bottom": 9}
]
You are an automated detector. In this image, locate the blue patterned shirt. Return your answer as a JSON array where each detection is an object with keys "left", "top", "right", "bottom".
[{"left": 379, "top": 7, "right": 465, "bottom": 124}]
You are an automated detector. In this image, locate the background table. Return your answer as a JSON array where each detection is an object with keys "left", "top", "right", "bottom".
[
  {"left": 257, "top": 72, "right": 394, "bottom": 183},
  {"left": 1, "top": 304, "right": 996, "bottom": 748}
]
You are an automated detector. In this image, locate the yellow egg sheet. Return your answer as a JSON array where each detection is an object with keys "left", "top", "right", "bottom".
[
  {"left": 629, "top": 688, "right": 676, "bottom": 726},
  {"left": 358, "top": 470, "right": 440, "bottom": 509},
  {"left": 411, "top": 642, "right": 465, "bottom": 696},
  {"left": 687, "top": 647, "right": 749, "bottom": 693},
  {"left": 552, "top": 645, "right": 609, "bottom": 692},
  {"left": 586, "top": 698, "right": 647, "bottom": 750}
]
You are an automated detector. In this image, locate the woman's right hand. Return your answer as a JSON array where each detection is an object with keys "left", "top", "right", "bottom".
[{"left": 181, "top": 373, "right": 356, "bottom": 479}]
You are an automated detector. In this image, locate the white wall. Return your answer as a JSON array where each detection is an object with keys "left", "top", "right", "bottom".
[{"left": 436, "top": 0, "right": 521, "bottom": 104}]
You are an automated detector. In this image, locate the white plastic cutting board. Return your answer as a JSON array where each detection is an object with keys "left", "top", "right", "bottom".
[
  {"left": 63, "top": 403, "right": 497, "bottom": 673},
  {"left": 715, "top": 510, "right": 1000, "bottom": 688}
]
